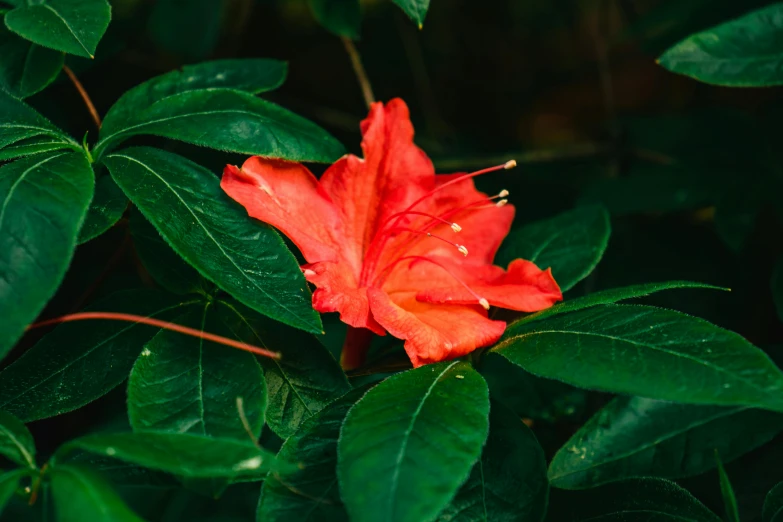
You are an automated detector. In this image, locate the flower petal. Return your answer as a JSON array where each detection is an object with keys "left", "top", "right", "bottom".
[
  {"left": 416, "top": 258, "right": 563, "bottom": 312},
  {"left": 304, "top": 261, "right": 385, "bottom": 335},
  {"left": 368, "top": 289, "right": 506, "bottom": 367},
  {"left": 320, "top": 99, "right": 434, "bottom": 266},
  {"left": 221, "top": 158, "right": 347, "bottom": 266}
]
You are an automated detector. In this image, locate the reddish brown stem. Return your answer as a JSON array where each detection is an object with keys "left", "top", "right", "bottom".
[
  {"left": 27, "top": 312, "right": 281, "bottom": 360},
  {"left": 340, "top": 326, "right": 374, "bottom": 370},
  {"left": 341, "top": 37, "right": 375, "bottom": 110},
  {"left": 62, "top": 65, "right": 102, "bottom": 130}
]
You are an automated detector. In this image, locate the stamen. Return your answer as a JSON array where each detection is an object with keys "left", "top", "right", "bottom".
[
  {"left": 384, "top": 209, "right": 462, "bottom": 233},
  {"left": 498, "top": 189, "right": 509, "bottom": 198},
  {"left": 496, "top": 199, "right": 508, "bottom": 207},
  {"left": 386, "top": 227, "right": 469, "bottom": 255},
  {"left": 373, "top": 255, "right": 490, "bottom": 309},
  {"left": 504, "top": 160, "right": 517, "bottom": 169}
]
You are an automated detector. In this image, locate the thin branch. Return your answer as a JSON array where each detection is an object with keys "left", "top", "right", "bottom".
[
  {"left": 341, "top": 37, "right": 375, "bottom": 109},
  {"left": 236, "top": 397, "right": 260, "bottom": 448},
  {"left": 27, "top": 313, "right": 281, "bottom": 360},
  {"left": 62, "top": 65, "right": 102, "bottom": 130}
]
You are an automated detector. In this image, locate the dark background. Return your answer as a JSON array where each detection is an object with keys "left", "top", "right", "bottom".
[{"left": 10, "top": 0, "right": 783, "bottom": 519}]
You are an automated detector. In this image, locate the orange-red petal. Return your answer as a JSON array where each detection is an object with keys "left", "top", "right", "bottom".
[
  {"left": 221, "top": 158, "right": 348, "bottom": 267},
  {"left": 416, "top": 258, "right": 562, "bottom": 312},
  {"left": 368, "top": 289, "right": 506, "bottom": 367}
]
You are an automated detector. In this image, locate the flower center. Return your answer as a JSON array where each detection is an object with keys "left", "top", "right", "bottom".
[{"left": 359, "top": 160, "right": 516, "bottom": 308}]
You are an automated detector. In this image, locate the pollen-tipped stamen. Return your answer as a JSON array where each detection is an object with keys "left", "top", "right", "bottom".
[{"left": 385, "top": 227, "right": 470, "bottom": 256}]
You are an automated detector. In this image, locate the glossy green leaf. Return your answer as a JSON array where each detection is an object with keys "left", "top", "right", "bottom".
[
  {"left": 392, "top": 0, "right": 430, "bottom": 27},
  {"left": 548, "top": 396, "right": 783, "bottom": 489},
  {"left": 219, "top": 299, "right": 350, "bottom": 439},
  {"left": 0, "top": 290, "right": 199, "bottom": 421},
  {"left": 258, "top": 388, "right": 367, "bottom": 522},
  {"left": 148, "top": 0, "right": 221, "bottom": 61},
  {"left": 774, "top": 255, "right": 783, "bottom": 323},
  {"left": 0, "top": 469, "right": 26, "bottom": 515},
  {"left": 128, "top": 208, "right": 202, "bottom": 295},
  {"left": 77, "top": 174, "right": 127, "bottom": 244},
  {"left": 0, "top": 410, "right": 35, "bottom": 468},
  {"left": 65, "top": 431, "right": 279, "bottom": 480},
  {"left": 128, "top": 303, "right": 266, "bottom": 441},
  {"left": 658, "top": 3, "right": 783, "bottom": 86},
  {"left": 104, "top": 147, "right": 321, "bottom": 333},
  {"left": 716, "top": 453, "right": 739, "bottom": 522},
  {"left": 436, "top": 401, "right": 548, "bottom": 522},
  {"left": 496, "top": 205, "right": 610, "bottom": 291},
  {"left": 492, "top": 304, "right": 783, "bottom": 411},
  {"left": 0, "top": 90, "right": 74, "bottom": 151},
  {"left": 548, "top": 478, "right": 722, "bottom": 522},
  {"left": 0, "top": 151, "right": 94, "bottom": 360},
  {"left": 764, "top": 482, "right": 783, "bottom": 522},
  {"left": 51, "top": 465, "right": 143, "bottom": 522},
  {"left": 4, "top": 0, "right": 111, "bottom": 58},
  {"left": 94, "top": 89, "right": 344, "bottom": 162},
  {"left": 511, "top": 280, "right": 727, "bottom": 328},
  {"left": 308, "top": 0, "right": 361, "bottom": 39},
  {"left": 0, "top": 135, "right": 73, "bottom": 162},
  {"left": 0, "top": 28, "right": 63, "bottom": 98},
  {"left": 100, "top": 59, "right": 287, "bottom": 139},
  {"left": 338, "top": 361, "right": 489, "bottom": 522}
]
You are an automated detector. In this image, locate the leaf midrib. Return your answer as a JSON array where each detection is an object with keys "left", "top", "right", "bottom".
[{"left": 0, "top": 422, "right": 34, "bottom": 467}]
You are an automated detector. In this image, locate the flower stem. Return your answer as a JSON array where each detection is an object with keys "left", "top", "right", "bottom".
[
  {"left": 62, "top": 65, "right": 102, "bottom": 130},
  {"left": 340, "top": 326, "right": 374, "bottom": 370},
  {"left": 341, "top": 37, "right": 375, "bottom": 110}
]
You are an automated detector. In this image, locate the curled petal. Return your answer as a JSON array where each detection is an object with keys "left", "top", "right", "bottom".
[{"left": 368, "top": 289, "right": 506, "bottom": 367}]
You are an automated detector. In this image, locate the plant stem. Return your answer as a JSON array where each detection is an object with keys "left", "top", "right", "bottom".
[
  {"left": 342, "top": 37, "right": 375, "bottom": 109},
  {"left": 62, "top": 65, "right": 102, "bottom": 130},
  {"left": 26, "top": 313, "right": 281, "bottom": 360},
  {"left": 340, "top": 326, "right": 374, "bottom": 370}
]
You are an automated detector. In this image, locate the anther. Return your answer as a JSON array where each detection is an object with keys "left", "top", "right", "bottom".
[
  {"left": 496, "top": 199, "right": 508, "bottom": 207},
  {"left": 451, "top": 222, "right": 462, "bottom": 233},
  {"left": 457, "top": 245, "right": 469, "bottom": 256},
  {"left": 498, "top": 189, "right": 509, "bottom": 198},
  {"left": 504, "top": 160, "right": 517, "bottom": 169},
  {"left": 479, "top": 298, "right": 490, "bottom": 310}
]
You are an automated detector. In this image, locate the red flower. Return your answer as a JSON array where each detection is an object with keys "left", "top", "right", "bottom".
[{"left": 221, "top": 99, "right": 562, "bottom": 368}]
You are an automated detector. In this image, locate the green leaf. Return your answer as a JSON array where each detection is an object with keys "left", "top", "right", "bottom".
[
  {"left": 716, "top": 452, "right": 740, "bottom": 522},
  {"left": 492, "top": 304, "right": 783, "bottom": 411},
  {"left": 0, "top": 136, "right": 74, "bottom": 162},
  {"left": 128, "top": 303, "right": 266, "bottom": 441},
  {"left": 64, "top": 431, "right": 279, "bottom": 480},
  {"left": 511, "top": 280, "right": 727, "bottom": 328},
  {"left": 128, "top": 208, "right": 202, "bottom": 295},
  {"left": 764, "top": 482, "right": 783, "bottom": 522},
  {"left": 100, "top": 59, "right": 287, "bottom": 139},
  {"left": 148, "top": 0, "right": 222, "bottom": 61},
  {"left": 219, "top": 299, "right": 350, "bottom": 439},
  {"left": 94, "top": 89, "right": 344, "bottom": 162},
  {"left": 548, "top": 478, "right": 721, "bottom": 522},
  {"left": 338, "top": 361, "right": 490, "bottom": 522},
  {"left": 308, "top": 0, "right": 361, "bottom": 39},
  {"left": 548, "top": 396, "right": 783, "bottom": 489},
  {"left": 0, "top": 90, "right": 74, "bottom": 156},
  {"left": 77, "top": 174, "right": 127, "bottom": 244},
  {"left": 104, "top": 147, "right": 321, "bottom": 334},
  {"left": 496, "top": 205, "right": 610, "bottom": 292},
  {"left": 773, "top": 255, "right": 783, "bottom": 323},
  {"left": 391, "top": 0, "right": 430, "bottom": 27},
  {"left": 50, "top": 465, "right": 143, "bottom": 522},
  {"left": 4, "top": 0, "right": 111, "bottom": 58},
  {"left": 436, "top": 401, "right": 548, "bottom": 522},
  {"left": 0, "top": 469, "right": 26, "bottom": 515},
  {"left": 0, "top": 28, "right": 63, "bottom": 99},
  {"left": 658, "top": 3, "right": 783, "bottom": 86},
  {"left": 0, "top": 151, "right": 94, "bottom": 360},
  {"left": 258, "top": 388, "right": 367, "bottom": 522},
  {"left": 0, "top": 410, "right": 35, "bottom": 468},
  {"left": 0, "top": 290, "right": 199, "bottom": 422}
]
